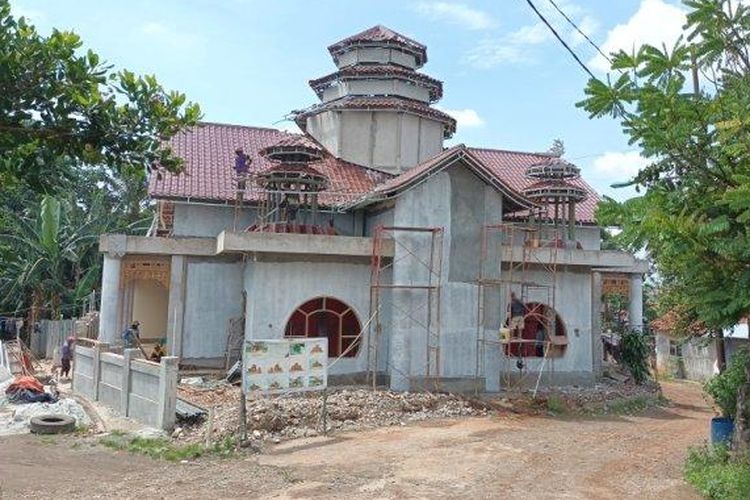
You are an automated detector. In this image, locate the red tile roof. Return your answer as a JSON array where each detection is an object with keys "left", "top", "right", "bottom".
[
  {"left": 149, "top": 123, "right": 390, "bottom": 206},
  {"left": 309, "top": 64, "right": 443, "bottom": 102},
  {"left": 359, "top": 145, "right": 532, "bottom": 213},
  {"left": 149, "top": 122, "right": 599, "bottom": 224},
  {"left": 328, "top": 25, "right": 427, "bottom": 66},
  {"left": 468, "top": 147, "right": 599, "bottom": 223},
  {"left": 294, "top": 95, "right": 457, "bottom": 138}
]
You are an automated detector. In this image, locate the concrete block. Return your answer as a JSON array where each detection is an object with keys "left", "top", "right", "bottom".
[
  {"left": 121, "top": 349, "right": 139, "bottom": 416},
  {"left": 157, "top": 356, "right": 178, "bottom": 431}
]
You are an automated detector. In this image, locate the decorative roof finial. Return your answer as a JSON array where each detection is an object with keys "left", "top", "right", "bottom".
[{"left": 548, "top": 139, "right": 565, "bottom": 157}]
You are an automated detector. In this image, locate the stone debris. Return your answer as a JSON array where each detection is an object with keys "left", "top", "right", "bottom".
[
  {"left": 177, "top": 385, "right": 488, "bottom": 445},
  {"left": 176, "top": 377, "right": 660, "bottom": 447}
]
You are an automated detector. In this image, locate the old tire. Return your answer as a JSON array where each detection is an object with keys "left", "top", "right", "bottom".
[{"left": 29, "top": 414, "right": 76, "bottom": 435}]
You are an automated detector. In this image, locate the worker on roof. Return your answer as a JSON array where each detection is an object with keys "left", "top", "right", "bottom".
[{"left": 60, "top": 336, "right": 75, "bottom": 380}]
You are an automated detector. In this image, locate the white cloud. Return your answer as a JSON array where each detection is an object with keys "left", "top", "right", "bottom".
[
  {"left": 416, "top": 2, "right": 496, "bottom": 30},
  {"left": 507, "top": 23, "right": 551, "bottom": 45},
  {"left": 436, "top": 107, "right": 485, "bottom": 128},
  {"left": 464, "top": 1, "right": 602, "bottom": 69},
  {"left": 592, "top": 151, "right": 649, "bottom": 178},
  {"left": 465, "top": 23, "right": 552, "bottom": 68},
  {"left": 590, "top": 0, "right": 687, "bottom": 72},
  {"left": 140, "top": 22, "right": 203, "bottom": 50},
  {"left": 464, "top": 38, "right": 527, "bottom": 68}
]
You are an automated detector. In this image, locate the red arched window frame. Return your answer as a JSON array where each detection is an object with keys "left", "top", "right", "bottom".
[
  {"left": 284, "top": 297, "right": 361, "bottom": 358},
  {"left": 504, "top": 302, "right": 567, "bottom": 358}
]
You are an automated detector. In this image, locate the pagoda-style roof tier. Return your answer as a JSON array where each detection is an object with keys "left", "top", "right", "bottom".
[
  {"left": 522, "top": 180, "right": 588, "bottom": 203},
  {"left": 294, "top": 95, "right": 456, "bottom": 138},
  {"left": 525, "top": 157, "right": 581, "bottom": 180},
  {"left": 258, "top": 134, "right": 323, "bottom": 163},
  {"left": 309, "top": 63, "right": 443, "bottom": 102},
  {"left": 328, "top": 25, "right": 427, "bottom": 68},
  {"left": 256, "top": 163, "right": 329, "bottom": 192}
]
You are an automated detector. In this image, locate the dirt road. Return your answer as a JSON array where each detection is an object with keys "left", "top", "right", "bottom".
[{"left": 0, "top": 381, "right": 710, "bottom": 499}]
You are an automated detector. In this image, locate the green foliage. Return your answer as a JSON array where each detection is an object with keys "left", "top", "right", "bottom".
[
  {"left": 99, "top": 434, "right": 237, "bottom": 462},
  {"left": 621, "top": 329, "right": 651, "bottom": 385},
  {"left": 0, "top": 1, "right": 201, "bottom": 192},
  {"left": 545, "top": 395, "right": 566, "bottom": 415},
  {"left": 685, "top": 445, "right": 750, "bottom": 500},
  {"left": 705, "top": 348, "right": 750, "bottom": 418},
  {"left": 0, "top": 191, "right": 140, "bottom": 317},
  {"left": 579, "top": 0, "right": 750, "bottom": 331}
]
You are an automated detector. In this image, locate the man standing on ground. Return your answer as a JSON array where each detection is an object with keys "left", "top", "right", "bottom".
[{"left": 60, "top": 336, "right": 75, "bottom": 379}]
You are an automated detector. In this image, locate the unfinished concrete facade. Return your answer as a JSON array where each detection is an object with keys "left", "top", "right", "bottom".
[{"left": 97, "top": 26, "right": 646, "bottom": 391}]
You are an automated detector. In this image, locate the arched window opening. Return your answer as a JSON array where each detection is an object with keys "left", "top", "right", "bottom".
[
  {"left": 284, "top": 297, "right": 361, "bottom": 358},
  {"left": 504, "top": 302, "right": 567, "bottom": 358}
]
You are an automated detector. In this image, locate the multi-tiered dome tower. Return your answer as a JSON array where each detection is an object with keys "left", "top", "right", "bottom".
[{"left": 295, "top": 25, "right": 456, "bottom": 174}]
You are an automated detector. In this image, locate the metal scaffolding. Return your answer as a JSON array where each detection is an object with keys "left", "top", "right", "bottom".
[
  {"left": 474, "top": 221, "right": 566, "bottom": 393},
  {"left": 367, "top": 225, "right": 444, "bottom": 390}
]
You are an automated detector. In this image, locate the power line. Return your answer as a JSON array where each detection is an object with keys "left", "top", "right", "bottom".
[
  {"left": 546, "top": 0, "right": 612, "bottom": 66},
  {"left": 523, "top": 0, "right": 597, "bottom": 80}
]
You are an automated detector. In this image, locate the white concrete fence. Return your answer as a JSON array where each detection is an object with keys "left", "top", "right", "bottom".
[{"left": 72, "top": 342, "right": 177, "bottom": 430}]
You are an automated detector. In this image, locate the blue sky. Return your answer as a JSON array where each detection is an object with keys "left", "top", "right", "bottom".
[{"left": 11, "top": 0, "right": 691, "bottom": 200}]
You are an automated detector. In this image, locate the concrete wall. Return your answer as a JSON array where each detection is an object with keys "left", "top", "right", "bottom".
[
  {"left": 388, "top": 164, "right": 509, "bottom": 391},
  {"left": 655, "top": 333, "right": 749, "bottom": 381},
  {"left": 173, "top": 203, "right": 254, "bottom": 238},
  {"left": 72, "top": 343, "right": 177, "bottom": 430},
  {"left": 335, "top": 47, "right": 418, "bottom": 69},
  {"left": 243, "top": 259, "right": 377, "bottom": 378},
  {"left": 322, "top": 79, "right": 431, "bottom": 103},
  {"left": 306, "top": 111, "right": 340, "bottom": 158},
  {"left": 172, "top": 202, "right": 358, "bottom": 238},
  {"left": 131, "top": 280, "right": 169, "bottom": 339},
  {"left": 182, "top": 259, "right": 244, "bottom": 366},
  {"left": 387, "top": 162, "right": 596, "bottom": 391},
  {"left": 311, "top": 111, "right": 443, "bottom": 174},
  {"left": 499, "top": 268, "right": 595, "bottom": 385}
]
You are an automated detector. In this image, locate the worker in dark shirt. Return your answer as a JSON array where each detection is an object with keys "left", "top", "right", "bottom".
[
  {"left": 60, "top": 336, "right": 75, "bottom": 379},
  {"left": 508, "top": 292, "right": 526, "bottom": 338}
]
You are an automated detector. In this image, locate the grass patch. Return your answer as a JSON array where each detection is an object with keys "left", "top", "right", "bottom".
[
  {"left": 545, "top": 395, "right": 567, "bottom": 415},
  {"left": 685, "top": 445, "right": 750, "bottom": 499},
  {"left": 580, "top": 395, "right": 665, "bottom": 417},
  {"left": 99, "top": 433, "right": 236, "bottom": 462}
]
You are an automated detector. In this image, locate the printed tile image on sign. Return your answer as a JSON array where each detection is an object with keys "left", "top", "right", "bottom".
[{"left": 243, "top": 339, "right": 328, "bottom": 396}]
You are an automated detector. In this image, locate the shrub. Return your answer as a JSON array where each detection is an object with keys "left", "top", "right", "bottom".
[
  {"left": 620, "top": 329, "right": 651, "bottom": 384},
  {"left": 685, "top": 445, "right": 750, "bottom": 499},
  {"left": 704, "top": 347, "right": 750, "bottom": 418}
]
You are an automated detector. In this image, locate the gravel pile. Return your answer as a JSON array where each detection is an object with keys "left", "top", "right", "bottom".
[
  {"left": 175, "top": 374, "right": 661, "bottom": 446},
  {"left": 175, "top": 385, "right": 486, "bottom": 444}
]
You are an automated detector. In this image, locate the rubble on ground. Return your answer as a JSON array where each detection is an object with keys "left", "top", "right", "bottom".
[
  {"left": 0, "top": 397, "right": 90, "bottom": 435},
  {"left": 176, "top": 384, "right": 486, "bottom": 445},
  {"left": 175, "top": 374, "right": 661, "bottom": 447}
]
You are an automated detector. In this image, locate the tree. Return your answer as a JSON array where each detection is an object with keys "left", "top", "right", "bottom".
[
  {"left": 0, "top": 1, "right": 201, "bottom": 192},
  {"left": 578, "top": 0, "right": 750, "bottom": 451},
  {"left": 0, "top": 196, "right": 101, "bottom": 320}
]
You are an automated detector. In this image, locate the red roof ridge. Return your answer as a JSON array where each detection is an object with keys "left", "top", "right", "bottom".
[
  {"left": 467, "top": 145, "right": 555, "bottom": 158},
  {"left": 195, "top": 121, "right": 285, "bottom": 133}
]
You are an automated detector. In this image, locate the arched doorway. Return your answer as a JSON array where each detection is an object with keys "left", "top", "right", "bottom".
[
  {"left": 505, "top": 302, "right": 567, "bottom": 358},
  {"left": 284, "top": 297, "right": 362, "bottom": 358}
]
